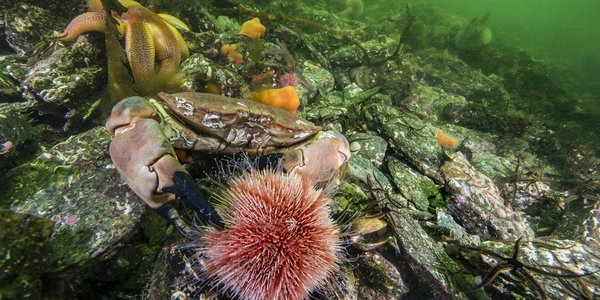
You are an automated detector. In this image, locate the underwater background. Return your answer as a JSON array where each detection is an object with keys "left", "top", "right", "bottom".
[
  {"left": 420, "top": 0, "right": 600, "bottom": 96},
  {"left": 1, "top": 0, "right": 599, "bottom": 299}
]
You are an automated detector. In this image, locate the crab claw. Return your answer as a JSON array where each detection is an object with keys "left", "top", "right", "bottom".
[
  {"left": 281, "top": 130, "right": 351, "bottom": 186},
  {"left": 106, "top": 96, "right": 223, "bottom": 228}
]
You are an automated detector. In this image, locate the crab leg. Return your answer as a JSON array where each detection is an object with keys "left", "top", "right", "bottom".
[{"left": 106, "top": 96, "right": 224, "bottom": 229}]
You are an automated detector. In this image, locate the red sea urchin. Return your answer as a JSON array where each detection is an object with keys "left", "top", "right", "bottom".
[{"left": 202, "top": 169, "right": 340, "bottom": 300}]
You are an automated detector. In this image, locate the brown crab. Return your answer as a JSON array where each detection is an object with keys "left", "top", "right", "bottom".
[{"left": 105, "top": 92, "right": 351, "bottom": 228}]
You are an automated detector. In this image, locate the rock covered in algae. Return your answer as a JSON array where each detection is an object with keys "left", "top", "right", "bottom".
[
  {"left": 0, "top": 208, "right": 54, "bottom": 299},
  {"left": 410, "top": 50, "right": 504, "bottom": 102},
  {"left": 353, "top": 251, "right": 407, "bottom": 299},
  {"left": 0, "top": 102, "right": 40, "bottom": 170},
  {"left": 0, "top": 127, "right": 145, "bottom": 280},
  {"left": 440, "top": 152, "right": 534, "bottom": 240},
  {"left": 296, "top": 60, "right": 335, "bottom": 101},
  {"left": 0, "top": 56, "right": 24, "bottom": 102},
  {"left": 387, "top": 157, "right": 439, "bottom": 212},
  {"left": 364, "top": 102, "right": 442, "bottom": 182},
  {"left": 1, "top": 0, "right": 84, "bottom": 21},
  {"left": 456, "top": 239, "right": 600, "bottom": 299},
  {"left": 386, "top": 209, "right": 456, "bottom": 299},
  {"left": 180, "top": 53, "right": 246, "bottom": 98},
  {"left": 2, "top": 4, "right": 63, "bottom": 55},
  {"left": 20, "top": 35, "right": 104, "bottom": 130},
  {"left": 2, "top": 4, "right": 105, "bottom": 131}
]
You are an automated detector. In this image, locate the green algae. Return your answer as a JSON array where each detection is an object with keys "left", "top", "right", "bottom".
[
  {"left": 0, "top": 208, "right": 54, "bottom": 299},
  {"left": 0, "top": 159, "right": 72, "bottom": 207},
  {"left": 142, "top": 209, "right": 173, "bottom": 246}
]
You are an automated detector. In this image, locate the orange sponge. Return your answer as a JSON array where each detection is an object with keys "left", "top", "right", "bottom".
[
  {"left": 220, "top": 44, "right": 243, "bottom": 64},
  {"left": 239, "top": 17, "right": 265, "bottom": 38},
  {"left": 251, "top": 86, "right": 300, "bottom": 114}
]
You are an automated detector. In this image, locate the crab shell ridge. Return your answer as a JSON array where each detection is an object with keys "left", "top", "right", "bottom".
[{"left": 157, "top": 92, "right": 321, "bottom": 154}]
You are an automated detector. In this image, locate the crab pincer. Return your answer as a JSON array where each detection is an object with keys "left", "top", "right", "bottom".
[{"left": 106, "top": 96, "right": 224, "bottom": 229}]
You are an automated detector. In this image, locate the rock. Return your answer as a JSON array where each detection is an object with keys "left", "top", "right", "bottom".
[
  {"left": 302, "top": 92, "right": 348, "bottom": 123},
  {"left": 21, "top": 36, "right": 104, "bottom": 131},
  {"left": 456, "top": 239, "right": 600, "bottom": 299},
  {"left": 466, "top": 143, "right": 512, "bottom": 180},
  {"left": 385, "top": 209, "right": 455, "bottom": 299},
  {"left": 440, "top": 152, "right": 534, "bottom": 240},
  {"left": 0, "top": 208, "right": 54, "bottom": 299},
  {"left": 351, "top": 65, "right": 380, "bottom": 90},
  {"left": 214, "top": 15, "right": 239, "bottom": 34},
  {"left": 346, "top": 86, "right": 381, "bottom": 107},
  {"left": 330, "top": 44, "right": 364, "bottom": 68},
  {"left": 3, "top": 5, "right": 66, "bottom": 55},
  {"left": 410, "top": 50, "right": 504, "bottom": 102},
  {"left": 344, "top": 131, "right": 394, "bottom": 195},
  {"left": 365, "top": 102, "right": 442, "bottom": 183},
  {"left": 554, "top": 200, "right": 600, "bottom": 251},
  {"left": 1, "top": 1, "right": 84, "bottom": 20},
  {"left": 433, "top": 209, "right": 468, "bottom": 240},
  {"left": 454, "top": 13, "right": 492, "bottom": 51},
  {"left": 403, "top": 83, "right": 468, "bottom": 122},
  {"left": 0, "top": 102, "right": 40, "bottom": 170},
  {"left": 330, "top": 37, "right": 397, "bottom": 67},
  {"left": 347, "top": 153, "right": 394, "bottom": 193},
  {"left": 348, "top": 132, "right": 387, "bottom": 168},
  {"left": 0, "top": 127, "right": 145, "bottom": 281},
  {"left": 180, "top": 53, "right": 246, "bottom": 98},
  {"left": 0, "top": 55, "right": 24, "bottom": 102},
  {"left": 296, "top": 60, "right": 334, "bottom": 101},
  {"left": 350, "top": 60, "right": 414, "bottom": 102},
  {"left": 387, "top": 157, "right": 440, "bottom": 212},
  {"left": 353, "top": 251, "right": 408, "bottom": 299},
  {"left": 502, "top": 180, "right": 551, "bottom": 213},
  {"left": 146, "top": 243, "right": 210, "bottom": 299}
]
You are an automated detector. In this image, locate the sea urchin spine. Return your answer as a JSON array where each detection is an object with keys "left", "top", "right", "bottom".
[{"left": 202, "top": 169, "right": 340, "bottom": 300}]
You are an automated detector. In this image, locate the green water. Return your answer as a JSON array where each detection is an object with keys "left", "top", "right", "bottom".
[{"left": 372, "top": 0, "right": 600, "bottom": 95}]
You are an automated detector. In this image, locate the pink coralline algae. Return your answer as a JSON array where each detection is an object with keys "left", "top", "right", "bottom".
[{"left": 65, "top": 214, "right": 81, "bottom": 225}]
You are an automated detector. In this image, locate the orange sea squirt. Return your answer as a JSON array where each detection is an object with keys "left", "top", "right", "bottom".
[
  {"left": 220, "top": 44, "right": 243, "bottom": 64},
  {"left": 436, "top": 128, "right": 460, "bottom": 149},
  {"left": 251, "top": 86, "right": 300, "bottom": 114},
  {"left": 239, "top": 17, "right": 266, "bottom": 38}
]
